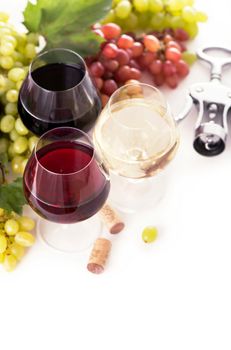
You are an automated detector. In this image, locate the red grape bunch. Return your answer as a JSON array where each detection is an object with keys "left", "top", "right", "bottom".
[{"left": 87, "top": 23, "right": 195, "bottom": 106}]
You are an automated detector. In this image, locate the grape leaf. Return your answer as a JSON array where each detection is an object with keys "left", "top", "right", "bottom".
[
  {"left": 0, "top": 178, "right": 26, "bottom": 215},
  {"left": 23, "top": 0, "right": 112, "bottom": 56}
]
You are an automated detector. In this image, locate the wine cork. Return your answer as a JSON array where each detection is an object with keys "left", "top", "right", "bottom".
[
  {"left": 99, "top": 204, "right": 125, "bottom": 234},
  {"left": 87, "top": 238, "right": 112, "bottom": 274}
]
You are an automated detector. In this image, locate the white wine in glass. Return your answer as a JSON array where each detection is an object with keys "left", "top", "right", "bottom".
[{"left": 93, "top": 83, "right": 179, "bottom": 212}]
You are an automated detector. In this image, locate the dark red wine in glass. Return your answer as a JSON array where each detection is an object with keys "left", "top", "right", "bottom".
[
  {"left": 23, "top": 127, "right": 110, "bottom": 252},
  {"left": 18, "top": 48, "right": 101, "bottom": 136}
]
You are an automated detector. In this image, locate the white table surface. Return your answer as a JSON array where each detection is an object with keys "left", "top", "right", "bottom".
[{"left": 1, "top": 1, "right": 231, "bottom": 349}]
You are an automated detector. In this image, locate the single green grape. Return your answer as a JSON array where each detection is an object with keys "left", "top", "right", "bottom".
[
  {"left": 15, "top": 231, "right": 35, "bottom": 247},
  {"left": 166, "top": 0, "right": 184, "bottom": 12},
  {"left": 182, "top": 5, "right": 196, "bottom": 23},
  {"left": 1, "top": 34, "right": 17, "bottom": 48},
  {"left": 4, "top": 219, "right": 19, "bottom": 236},
  {"left": 13, "top": 136, "right": 28, "bottom": 154},
  {"left": 6, "top": 89, "right": 18, "bottom": 103},
  {"left": 0, "top": 42, "right": 14, "bottom": 56},
  {"left": 24, "top": 43, "right": 36, "bottom": 59},
  {"left": 133, "top": 0, "right": 149, "bottom": 12},
  {"left": 149, "top": 0, "right": 164, "bottom": 13},
  {"left": 3, "top": 254, "right": 17, "bottom": 271},
  {"left": 125, "top": 12, "right": 139, "bottom": 30},
  {"left": 28, "top": 136, "right": 39, "bottom": 152},
  {"left": 9, "top": 243, "right": 25, "bottom": 261},
  {"left": 115, "top": 0, "right": 132, "bottom": 19},
  {"left": 182, "top": 51, "right": 197, "bottom": 65},
  {"left": 142, "top": 226, "right": 158, "bottom": 243},
  {"left": 15, "top": 118, "right": 29, "bottom": 136},
  {"left": 8, "top": 67, "right": 26, "bottom": 82},
  {"left": 5, "top": 102, "right": 17, "bottom": 115},
  {"left": 0, "top": 114, "right": 15, "bottom": 133},
  {"left": 0, "top": 137, "right": 9, "bottom": 153},
  {"left": 9, "top": 128, "right": 20, "bottom": 142},
  {"left": 0, "top": 235, "right": 7, "bottom": 253},
  {"left": 11, "top": 156, "right": 24, "bottom": 173},
  {"left": 20, "top": 158, "right": 28, "bottom": 174},
  {"left": 17, "top": 216, "right": 35, "bottom": 231},
  {"left": 0, "top": 56, "right": 14, "bottom": 70},
  {"left": 8, "top": 143, "right": 17, "bottom": 160}
]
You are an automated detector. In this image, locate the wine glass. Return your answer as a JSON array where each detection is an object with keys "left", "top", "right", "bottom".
[
  {"left": 18, "top": 48, "right": 101, "bottom": 136},
  {"left": 93, "top": 82, "right": 179, "bottom": 212},
  {"left": 23, "top": 127, "right": 110, "bottom": 252}
]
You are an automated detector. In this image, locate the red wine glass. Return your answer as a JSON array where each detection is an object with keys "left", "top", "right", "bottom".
[
  {"left": 23, "top": 127, "right": 110, "bottom": 252},
  {"left": 18, "top": 48, "right": 101, "bottom": 136}
]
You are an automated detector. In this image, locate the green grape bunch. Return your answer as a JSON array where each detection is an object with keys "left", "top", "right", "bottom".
[
  {"left": 0, "top": 208, "right": 35, "bottom": 271},
  {"left": 101, "top": 0, "right": 207, "bottom": 37},
  {"left": 0, "top": 12, "right": 39, "bottom": 175}
]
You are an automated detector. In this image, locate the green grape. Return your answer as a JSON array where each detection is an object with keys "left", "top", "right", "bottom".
[
  {"left": 166, "top": 0, "right": 184, "bottom": 12},
  {"left": 133, "top": 0, "right": 149, "bottom": 12},
  {"left": 0, "top": 74, "right": 6, "bottom": 88},
  {"left": 3, "top": 254, "right": 17, "bottom": 271},
  {"left": 0, "top": 42, "right": 14, "bottom": 56},
  {"left": 26, "top": 32, "right": 39, "bottom": 45},
  {"left": 15, "top": 118, "right": 29, "bottom": 136},
  {"left": 9, "top": 243, "right": 25, "bottom": 261},
  {"left": 0, "top": 56, "right": 14, "bottom": 70},
  {"left": 28, "top": 136, "right": 38, "bottom": 152},
  {"left": 182, "top": 51, "right": 197, "bottom": 65},
  {"left": 101, "top": 9, "right": 116, "bottom": 24},
  {"left": 0, "top": 137, "right": 9, "bottom": 153},
  {"left": 0, "top": 234, "right": 7, "bottom": 253},
  {"left": 6, "top": 89, "right": 18, "bottom": 103},
  {"left": 12, "top": 51, "right": 24, "bottom": 63},
  {"left": 1, "top": 34, "right": 17, "bottom": 48},
  {"left": 13, "top": 62, "right": 23, "bottom": 68},
  {"left": 13, "top": 136, "right": 28, "bottom": 154},
  {"left": 5, "top": 102, "right": 17, "bottom": 115},
  {"left": 184, "top": 22, "right": 198, "bottom": 37},
  {"left": 24, "top": 43, "right": 36, "bottom": 59},
  {"left": 15, "top": 231, "right": 35, "bottom": 247},
  {"left": 182, "top": 5, "right": 196, "bottom": 23},
  {"left": 4, "top": 219, "right": 19, "bottom": 236},
  {"left": 9, "top": 128, "right": 19, "bottom": 142},
  {"left": 195, "top": 11, "right": 208, "bottom": 22},
  {"left": 125, "top": 13, "right": 139, "bottom": 29},
  {"left": 20, "top": 158, "right": 28, "bottom": 174},
  {"left": 142, "top": 226, "right": 158, "bottom": 243},
  {"left": 16, "top": 80, "right": 23, "bottom": 90},
  {"left": 150, "top": 12, "right": 165, "bottom": 30},
  {"left": 8, "top": 143, "right": 16, "bottom": 160},
  {"left": 115, "top": 0, "right": 132, "bottom": 19},
  {"left": 11, "top": 156, "right": 24, "bottom": 173},
  {"left": 17, "top": 216, "right": 35, "bottom": 231},
  {"left": 0, "top": 114, "right": 15, "bottom": 133},
  {"left": 138, "top": 12, "right": 151, "bottom": 29},
  {"left": 170, "top": 15, "right": 185, "bottom": 28},
  {"left": 8, "top": 67, "right": 26, "bottom": 82},
  {"left": 149, "top": 0, "right": 164, "bottom": 13},
  {"left": 0, "top": 252, "right": 4, "bottom": 263}
]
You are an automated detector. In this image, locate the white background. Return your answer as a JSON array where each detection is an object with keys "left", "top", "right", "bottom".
[{"left": 1, "top": 1, "right": 231, "bottom": 349}]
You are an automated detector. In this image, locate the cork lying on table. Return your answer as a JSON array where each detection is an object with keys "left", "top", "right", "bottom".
[
  {"left": 99, "top": 204, "right": 125, "bottom": 234},
  {"left": 87, "top": 238, "right": 112, "bottom": 274}
]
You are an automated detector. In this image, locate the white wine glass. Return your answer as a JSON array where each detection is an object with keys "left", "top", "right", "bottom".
[{"left": 93, "top": 82, "right": 179, "bottom": 212}]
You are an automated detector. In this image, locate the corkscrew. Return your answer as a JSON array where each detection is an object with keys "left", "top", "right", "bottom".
[{"left": 176, "top": 46, "right": 231, "bottom": 156}]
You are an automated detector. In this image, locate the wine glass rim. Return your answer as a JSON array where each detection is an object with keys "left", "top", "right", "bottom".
[
  {"left": 28, "top": 48, "right": 88, "bottom": 93},
  {"left": 106, "top": 82, "right": 169, "bottom": 131},
  {"left": 34, "top": 126, "right": 96, "bottom": 176}
]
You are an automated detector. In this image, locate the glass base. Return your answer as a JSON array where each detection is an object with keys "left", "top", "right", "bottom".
[
  {"left": 37, "top": 214, "right": 102, "bottom": 253},
  {"left": 108, "top": 171, "right": 168, "bottom": 213}
]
